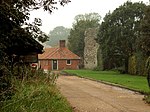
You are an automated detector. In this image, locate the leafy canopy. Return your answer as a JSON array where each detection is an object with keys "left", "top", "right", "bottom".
[
  {"left": 139, "top": 5, "right": 150, "bottom": 56},
  {"left": 68, "top": 12, "right": 101, "bottom": 60},
  {"left": 0, "top": 0, "right": 71, "bottom": 56},
  {"left": 97, "top": 1, "right": 146, "bottom": 71},
  {"left": 46, "top": 26, "right": 70, "bottom": 47}
]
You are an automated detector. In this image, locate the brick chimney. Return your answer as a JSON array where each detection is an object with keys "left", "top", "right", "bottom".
[{"left": 59, "top": 40, "right": 66, "bottom": 48}]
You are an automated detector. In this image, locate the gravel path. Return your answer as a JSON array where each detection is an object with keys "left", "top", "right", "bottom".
[{"left": 57, "top": 75, "right": 150, "bottom": 112}]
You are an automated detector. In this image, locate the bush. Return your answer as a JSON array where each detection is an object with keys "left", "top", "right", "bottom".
[
  {"left": 116, "top": 66, "right": 126, "bottom": 74},
  {"left": 1, "top": 69, "right": 72, "bottom": 112},
  {"left": 128, "top": 55, "right": 137, "bottom": 75},
  {"left": 93, "top": 66, "right": 103, "bottom": 71},
  {"left": 143, "top": 94, "right": 150, "bottom": 104},
  {"left": 0, "top": 65, "right": 14, "bottom": 101}
]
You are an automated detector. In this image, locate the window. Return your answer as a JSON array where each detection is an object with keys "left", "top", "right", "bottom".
[{"left": 66, "top": 60, "right": 71, "bottom": 65}]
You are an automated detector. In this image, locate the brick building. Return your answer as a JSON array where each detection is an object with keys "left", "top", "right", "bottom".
[{"left": 38, "top": 40, "right": 80, "bottom": 71}]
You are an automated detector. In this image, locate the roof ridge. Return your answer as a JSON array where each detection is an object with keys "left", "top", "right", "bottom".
[
  {"left": 41, "top": 48, "right": 53, "bottom": 59},
  {"left": 59, "top": 47, "right": 80, "bottom": 59},
  {"left": 59, "top": 48, "right": 67, "bottom": 58},
  {"left": 49, "top": 47, "right": 64, "bottom": 59},
  {"left": 45, "top": 47, "right": 59, "bottom": 59},
  {"left": 39, "top": 47, "right": 80, "bottom": 60},
  {"left": 65, "top": 47, "right": 80, "bottom": 57}
]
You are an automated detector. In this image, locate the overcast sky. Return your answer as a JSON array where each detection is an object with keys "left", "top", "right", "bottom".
[{"left": 29, "top": 0, "right": 149, "bottom": 34}]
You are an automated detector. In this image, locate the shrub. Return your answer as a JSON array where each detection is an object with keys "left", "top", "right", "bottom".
[
  {"left": 93, "top": 66, "right": 103, "bottom": 71},
  {"left": 0, "top": 65, "right": 14, "bottom": 101},
  {"left": 143, "top": 94, "right": 150, "bottom": 104},
  {"left": 1, "top": 69, "right": 72, "bottom": 112},
  {"left": 128, "top": 55, "right": 137, "bottom": 75}
]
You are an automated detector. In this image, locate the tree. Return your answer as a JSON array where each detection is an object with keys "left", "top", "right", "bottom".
[
  {"left": 0, "top": 0, "right": 71, "bottom": 100},
  {"left": 139, "top": 5, "right": 150, "bottom": 56},
  {"left": 97, "top": 1, "right": 146, "bottom": 72},
  {"left": 46, "top": 26, "right": 70, "bottom": 46},
  {"left": 68, "top": 13, "right": 101, "bottom": 67},
  {"left": 0, "top": 0, "right": 70, "bottom": 47},
  {"left": 0, "top": 0, "right": 71, "bottom": 61},
  {"left": 0, "top": 0, "right": 71, "bottom": 72},
  {"left": 139, "top": 5, "right": 150, "bottom": 87}
]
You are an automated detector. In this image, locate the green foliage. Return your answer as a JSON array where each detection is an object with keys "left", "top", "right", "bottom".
[
  {"left": 97, "top": 47, "right": 103, "bottom": 70},
  {"left": 93, "top": 66, "right": 103, "bottom": 71},
  {"left": 128, "top": 55, "right": 137, "bottom": 75},
  {"left": 145, "top": 57, "right": 150, "bottom": 74},
  {"left": 1, "top": 69, "right": 72, "bottom": 112},
  {"left": 0, "top": 0, "right": 71, "bottom": 56},
  {"left": 65, "top": 70, "right": 150, "bottom": 94},
  {"left": 0, "top": 0, "right": 71, "bottom": 102},
  {"left": 139, "top": 5, "right": 150, "bottom": 56},
  {"left": 97, "top": 1, "right": 146, "bottom": 72},
  {"left": 46, "top": 26, "right": 70, "bottom": 46},
  {"left": 143, "top": 94, "right": 150, "bottom": 104},
  {"left": 0, "top": 65, "right": 14, "bottom": 101},
  {"left": 68, "top": 13, "right": 101, "bottom": 67}
]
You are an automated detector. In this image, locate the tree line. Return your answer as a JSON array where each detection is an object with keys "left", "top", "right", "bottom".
[
  {"left": 46, "top": 26, "right": 70, "bottom": 47},
  {"left": 68, "top": 1, "right": 150, "bottom": 77},
  {"left": 68, "top": 12, "right": 101, "bottom": 67}
]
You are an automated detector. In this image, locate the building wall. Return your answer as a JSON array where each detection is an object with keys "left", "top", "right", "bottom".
[
  {"left": 39, "top": 59, "right": 80, "bottom": 70},
  {"left": 58, "top": 59, "right": 80, "bottom": 70},
  {"left": 84, "top": 28, "right": 99, "bottom": 69},
  {"left": 39, "top": 60, "right": 52, "bottom": 71}
]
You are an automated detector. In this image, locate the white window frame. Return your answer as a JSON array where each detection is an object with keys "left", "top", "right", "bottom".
[{"left": 66, "top": 59, "right": 71, "bottom": 65}]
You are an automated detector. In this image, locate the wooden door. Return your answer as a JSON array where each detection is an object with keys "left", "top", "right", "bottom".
[{"left": 52, "top": 60, "right": 57, "bottom": 70}]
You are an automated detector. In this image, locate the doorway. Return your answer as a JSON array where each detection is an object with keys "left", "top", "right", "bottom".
[{"left": 52, "top": 60, "right": 58, "bottom": 70}]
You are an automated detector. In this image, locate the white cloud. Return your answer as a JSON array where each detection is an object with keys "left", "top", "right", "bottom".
[{"left": 29, "top": 0, "right": 149, "bottom": 34}]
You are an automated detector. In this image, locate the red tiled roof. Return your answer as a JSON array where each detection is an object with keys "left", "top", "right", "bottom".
[{"left": 38, "top": 47, "right": 80, "bottom": 60}]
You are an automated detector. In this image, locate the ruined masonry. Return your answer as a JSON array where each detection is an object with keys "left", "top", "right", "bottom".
[{"left": 84, "top": 28, "right": 99, "bottom": 69}]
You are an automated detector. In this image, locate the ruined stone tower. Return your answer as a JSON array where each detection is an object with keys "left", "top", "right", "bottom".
[{"left": 84, "top": 28, "right": 99, "bottom": 69}]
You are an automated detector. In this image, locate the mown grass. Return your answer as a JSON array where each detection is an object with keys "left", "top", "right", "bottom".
[
  {"left": 64, "top": 70, "right": 150, "bottom": 94},
  {"left": 1, "top": 71, "right": 72, "bottom": 112}
]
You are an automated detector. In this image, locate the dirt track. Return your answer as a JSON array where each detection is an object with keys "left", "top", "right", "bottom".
[{"left": 57, "top": 75, "right": 150, "bottom": 112}]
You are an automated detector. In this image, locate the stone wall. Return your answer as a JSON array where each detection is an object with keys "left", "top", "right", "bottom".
[{"left": 84, "top": 28, "right": 99, "bottom": 69}]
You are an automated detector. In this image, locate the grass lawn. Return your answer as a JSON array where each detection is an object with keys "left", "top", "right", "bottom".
[{"left": 64, "top": 70, "right": 150, "bottom": 94}]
